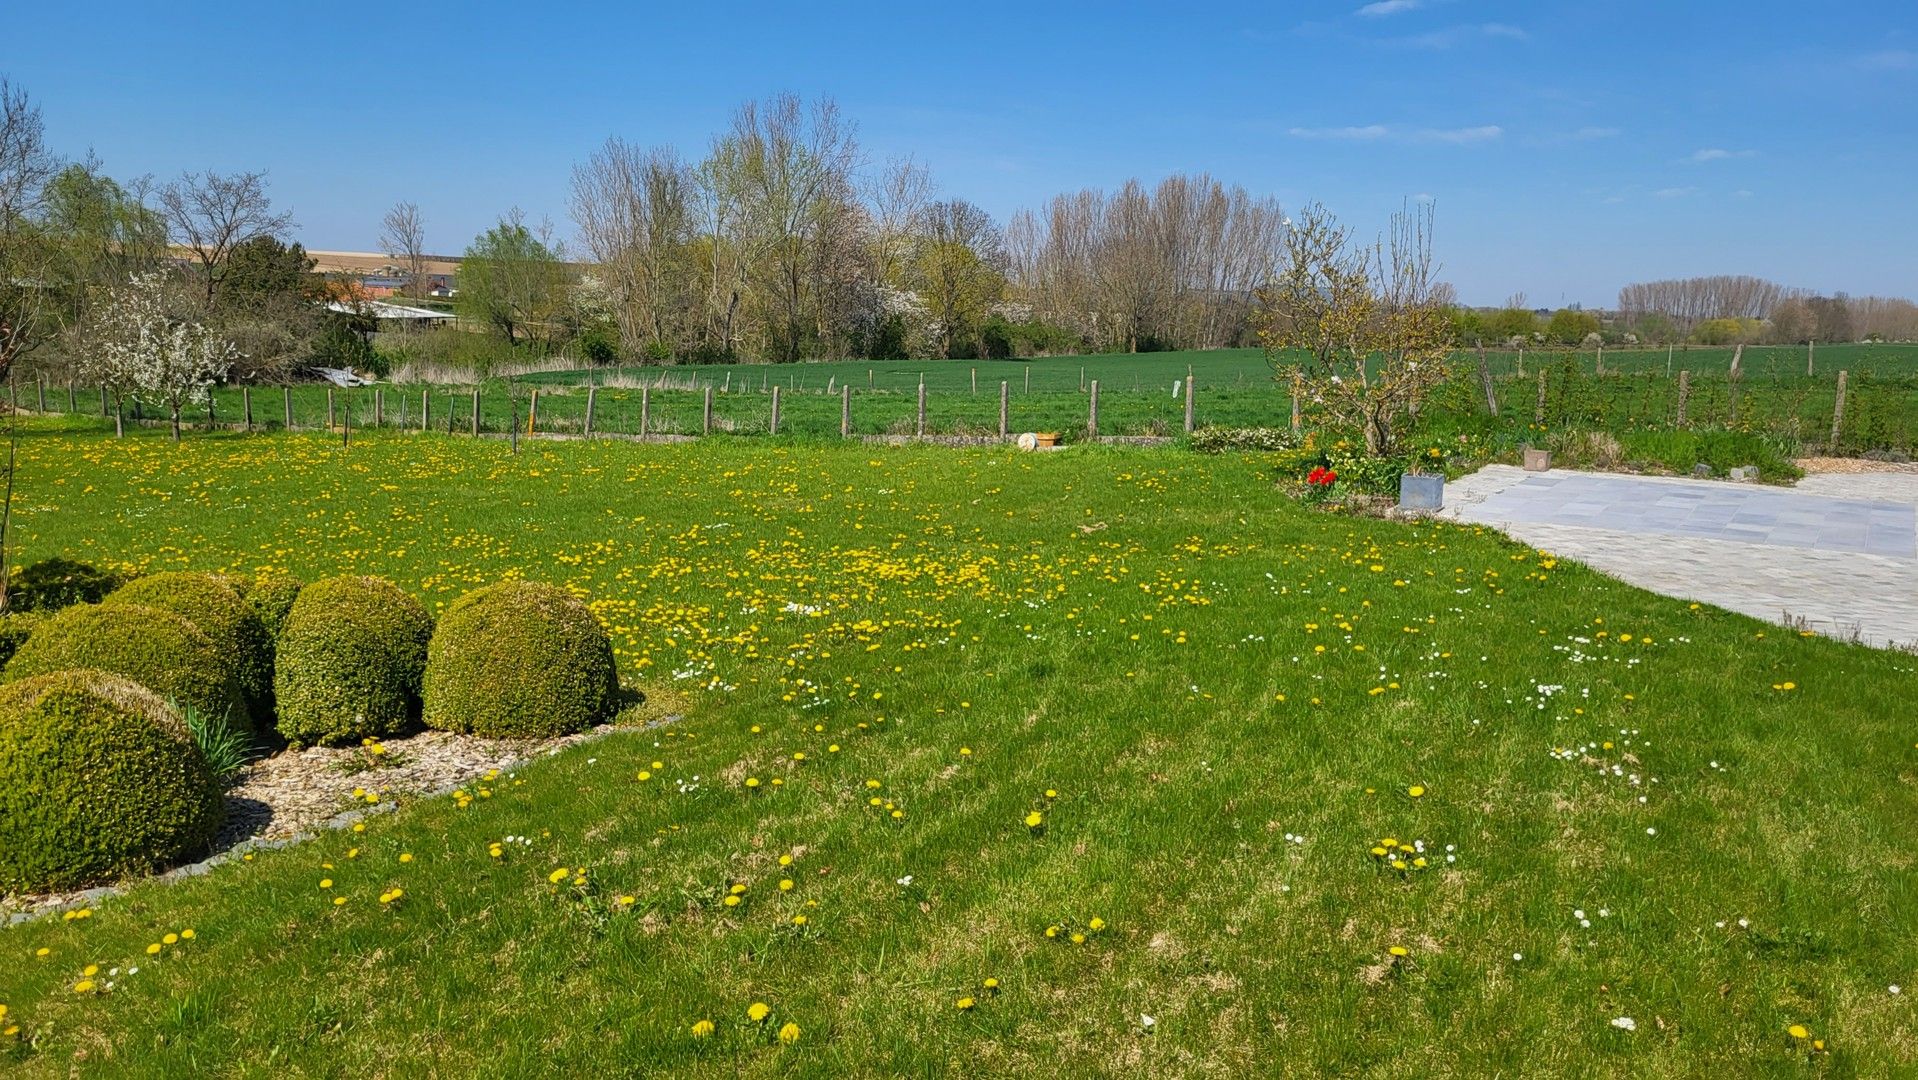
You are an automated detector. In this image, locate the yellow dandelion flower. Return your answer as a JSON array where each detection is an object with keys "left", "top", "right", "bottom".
[
  {"left": 778, "top": 1021, "right": 800, "bottom": 1044},
  {"left": 691, "top": 1019, "right": 714, "bottom": 1038},
  {"left": 1025, "top": 811, "right": 1043, "bottom": 829},
  {"left": 956, "top": 996, "right": 976, "bottom": 1010},
  {"left": 748, "top": 1001, "right": 771, "bottom": 1023}
]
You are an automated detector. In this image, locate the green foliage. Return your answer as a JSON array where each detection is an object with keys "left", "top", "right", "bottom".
[
  {"left": 174, "top": 697, "right": 254, "bottom": 782},
  {"left": 274, "top": 575, "right": 433, "bottom": 746},
  {"left": 1545, "top": 308, "right": 1601, "bottom": 344},
  {"left": 1186, "top": 426, "right": 1302, "bottom": 453},
  {"left": 422, "top": 580, "right": 618, "bottom": 738},
  {"left": 0, "top": 670, "right": 224, "bottom": 892},
  {"left": 245, "top": 574, "right": 305, "bottom": 640},
  {"left": 982, "top": 316, "right": 1080, "bottom": 358},
  {"left": 458, "top": 216, "right": 567, "bottom": 347},
  {"left": 5, "top": 603, "right": 247, "bottom": 726},
  {"left": 7, "top": 556, "right": 127, "bottom": 612},
  {"left": 106, "top": 572, "right": 274, "bottom": 722},
  {"left": 1693, "top": 317, "right": 1761, "bottom": 345},
  {"left": 577, "top": 324, "right": 620, "bottom": 366},
  {"left": 1485, "top": 307, "right": 1538, "bottom": 342},
  {"left": 0, "top": 610, "right": 44, "bottom": 667},
  {"left": 222, "top": 236, "right": 318, "bottom": 305}
]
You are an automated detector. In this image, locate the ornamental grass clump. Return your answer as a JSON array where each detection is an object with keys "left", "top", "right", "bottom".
[
  {"left": 422, "top": 580, "right": 617, "bottom": 739},
  {"left": 274, "top": 576, "right": 433, "bottom": 747},
  {"left": 4, "top": 603, "right": 247, "bottom": 727},
  {"left": 0, "top": 670, "right": 224, "bottom": 892},
  {"left": 106, "top": 572, "right": 274, "bottom": 722}
]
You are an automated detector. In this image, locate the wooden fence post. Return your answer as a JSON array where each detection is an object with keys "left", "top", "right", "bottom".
[
  {"left": 242, "top": 387, "right": 252, "bottom": 431},
  {"left": 841, "top": 385, "right": 851, "bottom": 438},
  {"left": 971, "top": 368, "right": 977, "bottom": 394},
  {"left": 1024, "top": 367, "right": 1030, "bottom": 394},
  {"left": 702, "top": 387, "right": 713, "bottom": 435},
  {"left": 36, "top": 379, "right": 44, "bottom": 412},
  {"left": 1517, "top": 346, "right": 1525, "bottom": 378},
  {"left": 471, "top": 390, "right": 481, "bottom": 435},
  {"left": 1477, "top": 343, "right": 1498, "bottom": 416},
  {"left": 342, "top": 393, "right": 351, "bottom": 448},
  {"left": 327, "top": 388, "right": 335, "bottom": 429},
  {"left": 1079, "top": 367, "right": 1086, "bottom": 392},
  {"left": 585, "top": 386, "right": 597, "bottom": 436},
  {"left": 1676, "top": 370, "right": 1691, "bottom": 426},
  {"left": 999, "top": 380, "right": 1009, "bottom": 439},
  {"left": 1807, "top": 339, "right": 1815, "bottom": 377},
  {"left": 640, "top": 387, "right": 651, "bottom": 437},
  {"left": 1183, "top": 373, "right": 1196, "bottom": 432},
  {"left": 916, "top": 380, "right": 927, "bottom": 437},
  {"left": 66, "top": 380, "right": 75, "bottom": 414},
  {"left": 100, "top": 385, "right": 107, "bottom": 417},
  {"left": 770, "top": 385, "right": 781, "bottom": 435},
  {"left": 423, "top": 389, "right": 432, "bottom": 433},
  {"left": 1831, "top": 369, "right": 1848, "bottom": 447},
  {"left": 1535, "top": 369, "right": 1547, "bottom": 423},
  {"left": 1087, "top": 379, "right": 1099, "bottom": 437},
  {"left": 1595, "top": 346, "right": 1604, "bottom": 376},
  {"left": 1289, "top": 373, "right": 1301, "bottom": 434},
  {"left": 284, "top": 387, "right": 293, "bottom": 430},
  {"left": 205, "top": 385, "right": 215, "bottom": 427}
]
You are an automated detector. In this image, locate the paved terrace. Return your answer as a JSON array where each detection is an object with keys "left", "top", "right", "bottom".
[{"left": 1438, "top": 465, "right": 1918, "bottom": 648}]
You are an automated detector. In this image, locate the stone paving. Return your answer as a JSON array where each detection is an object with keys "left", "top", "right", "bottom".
[{"left": 1439, "top": 465, "right": 1918, "bottom": 648}]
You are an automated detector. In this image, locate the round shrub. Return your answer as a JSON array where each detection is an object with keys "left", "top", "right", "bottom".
[
  {"left": 246, "top": 574, "right": 305, "bottom": 640},
  {"left": 274, "top": 576, "right": 433, "bottom": 746},
  {"left": 107, "top": 572, "right": 273, "bottom": 718},
  {"left": 423, "top": 580, "right": 617, "bottom": 739},
  {"left": 5, "top": 603, "right": 247, "bottom": 726},
  {"left": 0, "top": 670, "right": 225, "bottom": 892}
]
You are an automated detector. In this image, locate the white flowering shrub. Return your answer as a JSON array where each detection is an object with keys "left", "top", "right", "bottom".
[{"left": 79, "top": 272, "right": 236, "bottom": 438}]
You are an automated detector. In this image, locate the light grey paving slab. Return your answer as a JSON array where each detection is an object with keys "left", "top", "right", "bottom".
[{"left": 1438, "top": 465, "right": 1918, "bottom": 648}]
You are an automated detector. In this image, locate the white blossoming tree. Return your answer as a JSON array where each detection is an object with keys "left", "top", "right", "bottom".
[{"left": 79, "top": 271, "right": 235, "bottom": 439}]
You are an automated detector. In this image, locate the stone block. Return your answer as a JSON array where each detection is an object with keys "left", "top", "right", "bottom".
[{"left": 1399, "top": 472, "right": 1444, "bottom": 510}]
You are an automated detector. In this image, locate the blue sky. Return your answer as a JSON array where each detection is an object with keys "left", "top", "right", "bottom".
[{"left": 5, "top": 1, "right": 1913, "bottom": 307}]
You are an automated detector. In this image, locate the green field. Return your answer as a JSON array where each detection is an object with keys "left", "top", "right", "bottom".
[
  {"left": 1, "top": 422, "right": 1914, "bottom": 1075},
  {"left": 22, "top": 343, "right": 1918, "bottom": 457}
]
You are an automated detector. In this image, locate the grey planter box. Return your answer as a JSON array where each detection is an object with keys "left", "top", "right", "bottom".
[
  {"left": 1399, "top": 472, "right": 1444, "bottom": 510},
  {"left": 1522, "top": 447, "right": 1552, "bottom": 472}
]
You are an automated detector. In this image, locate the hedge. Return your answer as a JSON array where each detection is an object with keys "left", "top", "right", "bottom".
[
  {"left": 423, "top": 580, "right": 618, "bottom": 738},
  {"left": 107, "top": 572, "right": 274, "bottom": 720},
  {"left": 5, "top": 557, "right": 127, "bottom": 613},
  {"left": 5, "top": 603, "right": 248, "bottom": 726},
  {"left": 274, "top": 576, "right": 433, "bottom": 746},
  {"left": 0, "top": 670, "right": 225, "bottom": 892},
  {"left": 246, "top": 574, "right": 305, "bottom": 640},
  {"left": 0, "top": 611, "right": 43, "bottom": 668}
]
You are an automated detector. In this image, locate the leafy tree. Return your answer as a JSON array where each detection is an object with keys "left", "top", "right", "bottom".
[
  {"left": 1485, "top": 306, "right": 1538, "bottom": 343},
  {"left": 458, "top": 211, "right": 569, "bottom": 348},
  {"left": 1545, "top": 308, "right": 1600, "bottom": 344},
  {"left": 79, "top": 272, "right": 235, "bottom": 439}
]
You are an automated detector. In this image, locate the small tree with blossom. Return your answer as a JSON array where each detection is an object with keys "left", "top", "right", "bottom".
[
  {"left": 79, "top": 271, "right": 235, "bottom": 439},
  {"left": 1256, "top": 202, "right": 1453, "bottom": 456}
]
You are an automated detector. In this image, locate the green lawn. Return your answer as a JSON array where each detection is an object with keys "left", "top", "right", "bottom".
[{"left": 2, "top": 421, "right": 1915, "bottom": 1075}]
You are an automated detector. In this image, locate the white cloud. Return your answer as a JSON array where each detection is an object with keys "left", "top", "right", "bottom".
[
  {"left": 1394, "top": 23, "right": 1529, "bottom": 48},
  {"left": 1856, "top": 49, "right": 1916, "bottom": 71},
  {"left": 1288, "top": 124, "right": 1391, "bottom": 140},
  {"left": 1286, "top": 124, "right": 1501, "bottom": 145},
  {"left": 1691, "top": 147, "right": 1756, "bottom": 162},
  {"left": 1420, "top": 125, "right": 1503, "bottom": 144},
  {"left": 1653, "top": 186, "right": 1698, "bottom": 199},
  {"left": 1356, "top": 0, "right": 1422, "bottom": 16}
]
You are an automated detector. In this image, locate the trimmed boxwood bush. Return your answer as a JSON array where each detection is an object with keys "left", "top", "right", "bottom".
[
  {"left": 5, "top": 603, "right": 247, "bottom": 726},
  {"left": 423, "top": 580, "right": 618, "bottom": 738},
  {"left": 107, "top": 572, "right": 273, "bottom": 719},
  {"left": 275, "top": 575, "right": 433, "bottom": 746},
  {"left": 0, "top": 670, "right": 225, "bottom": 892},
  {"left": 246, "top": 574, "right": 305, "bottom": 640}
]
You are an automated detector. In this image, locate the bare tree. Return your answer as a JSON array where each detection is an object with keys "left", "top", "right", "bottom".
[
  {"left": 0, "top": 77, "right": 60, "bottom": 380},
  {"left": 380, "top": 201, "right": 427, "bottom": 298},
  {"left": 157, "top": 170, "right": 294, "bottom": 307},
  {"left": 571, "top": 139, "right": 696, "bottom": 359},
  {"left": 1255, "top": 202, "right": 1453, "bottom": 455},
  {"left": 865, "top": 156, "right": 931, "bottom": 287}
]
